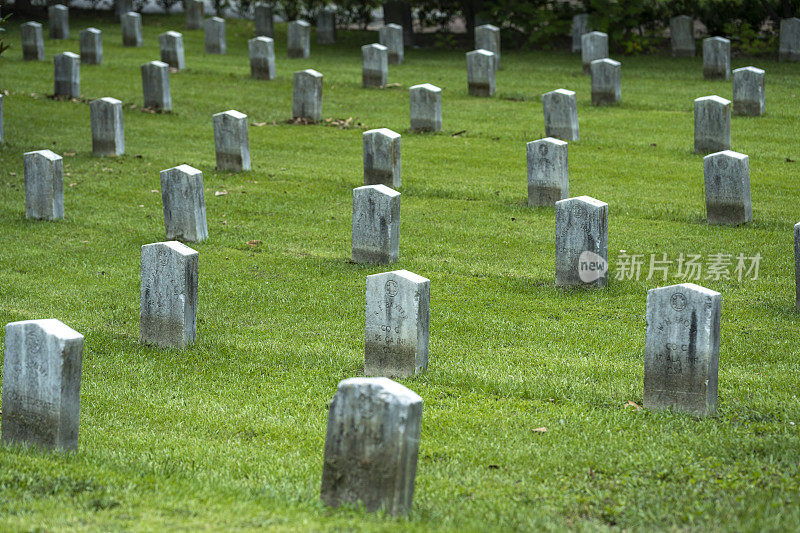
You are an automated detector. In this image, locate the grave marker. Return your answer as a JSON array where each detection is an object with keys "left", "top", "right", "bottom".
[
  {"left": 694, "top": 95, "right": 731, "bottom": 153},
  {"left": 21, "top": 22, "right": 45, "bottom": 61},
  {"left": 555, "top": 196, "right": 608, "bottom": 288},
  {"left": 288, "top": 20, "right": 310, "bottom": 58},
  {"left": 362, "top": 43, "right": 388, "bottom": 88},
  {"left": 670, "top": 15, "right": 695, "bottom": 57},
  {"left": 703, "top": 37, "right": 730, "bottom": 80},
  {"left": 732, "top": 66, "right": 765, "bottom": 116},
  {"left": 186, "top": 0, "right": 203, "bottom": 30},
  {"left": 703, "top": 150, "right": 751, "bottom": 225},
  {"left": 24, "top": 150, "right": 64, "bottom": 220},
  {"left": 352, "top": 184, "right": 400, "bottom": 264},
  {"left": 474, "top": 24, "right": 500, "bottom": 69},
  {"left": 543, "top": 89, "right": 579, "bottom": 141},
  {"left": 142, "top": 60, "right": 171, "bottom": 112},
  {"left": 213, "top": 110, "right": 250, "bottom": 171},
  {"left": 317, "top": 8, "right": 336, "bottom": 44},
  {"left": 466, "top": 49, "right": 495, "bottom": 97},
  {"left": 121, "top": 11, "right": 142, "bottom": 47},
  {"left": 779, "top": 17, "right": 800, "bottom": 61},
  {"left": 794, "top": 223, "right": 800, "bottom": 312},
  {"left": 205, "top": 17, "right": 226, "bottom": 54},
  {"left": 114, "top": 0, "right": 132, "bottom": 22},
  {"left": 409, "top": 83, "right": 442, "bottom": 132},
  {"left": 79, "top": 28, "right": 102, "bottom": 65},
  {"left": 292, "top": 69, "right": 322, "bottom": 122},
  {"left": 159, "top": 31, "right": 186, "bottom": 70},
  {"left": 90, "top": 97, "right": 125, "bottom": 156},
  {"left": 254, "top": 2, "right": 274, "bottom": 37},
  {"left": 590, "top": 58, "right": 620, "bottom": 105},
  {"left": 363, "top": 128, "right": 401, "bottom": 187},
  {"left": 581, "top": 31, "right": 608, "bottom": 74},
  {"left": 54, "top": 52, "right": 80, "bottom": 99},
  {"left": 161, "top": 165, "right": 208, "bottom": 242},
  {"left": 379, "top": 23, "right": 404, "bottom": 64},
  {"left": 249, "top": 37, "right": 276, "bottom": 80},
  {"left": 49, "top": 4, "right": 69, "bottom": 40},
  {"left": 571, "top": 14, "right": 589, "bottom": 53},
  {"left": 527, "top": 137, "right": 568, "bottom": 207}
]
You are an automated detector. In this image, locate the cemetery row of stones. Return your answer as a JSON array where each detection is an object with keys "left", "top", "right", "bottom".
[{"left": 0, "top": 4, "right": 794, "bottom": 518}]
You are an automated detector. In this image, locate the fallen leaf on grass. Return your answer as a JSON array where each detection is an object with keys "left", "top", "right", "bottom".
[
  {"left": 215, "top": 190, "right": 229, "bottom": 196},
  {"left": 625, "top": 400, "right": 642, "bottom": 411},
  {"left": 150, "top": 189, "right": 159, "bottom": 193},
  {"left": 64, "top": 152, "right": 76, "bottom": 156},
  {"left": 69, "top": 183, "right": 77, "bottom": 187},
  {"left": 9, "top": 172, "right": 16, "bottom": 176},
  {"left": 532, "top": 427, "right": 547, "bottom": 433},
  {"left": 252, "top": 122, "right": 267, "bottom": 127},
  {"left": 246, "top": 240, "right": 262, "bottom": 246},
  {"left": 383, "top": 83, "right": 401, "bottom": 88}
]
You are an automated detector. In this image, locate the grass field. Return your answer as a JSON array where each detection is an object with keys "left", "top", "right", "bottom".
[{"left": 1, "top": 12, "right": 800, "bottom": 531}]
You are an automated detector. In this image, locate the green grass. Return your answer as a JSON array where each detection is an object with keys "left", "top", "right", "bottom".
[{"left": 1, "top": 12, "right": 800, "bottom": 531}]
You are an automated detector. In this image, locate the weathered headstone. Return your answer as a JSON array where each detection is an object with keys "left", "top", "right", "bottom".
[
  {"left": 590, "top": 58, "right": 621, "bottom": 105},
  {"left": 794, "top": 223, "right": 800, "bottom": 312},
  {"left": 779, "top": 17, "right": 800, "bottom": 61},
  {"left": 554, "top": 196, "right": 608, "bottom": 288},
  {"left": 159, "top": 31, "right": 186, "bottom": 70},
  {"left": 21, "top": 22, "right": 45, "bottom": 61},
  {"left": 213, "top": 110, "right": 250, "bottom": 171},
  {"left": 383, "top": 0, "right": 414, "bottom": 45},
  {"left": 254, "top": 2, "right": 274, "bottom": 37},
  {"left": 317, "top": 8, "right": 336, "bottom": 44},
  {"left": 90, "top": 97, "right": 124, "bottom": 156},
  {"left": 670, "top": 15, "right": 695, "bottom": 57},
  {"left": 644, "top": 283, "right": 721, "bottom": 417},
  {"left": 79, "top": 28, "right": 102, "bottom": 65},
  {"left": 543, "top": 89, "right": 579, "bottom": 141},
  {"left": 24, "top": 150, "right": 63, "bottom": 220},
  {"left": 571, "top": 13, "right": 590, "bottom": 53},
  {"left": 732, "top": 66, "right": 765, "bottom": 117},
  {"left": 379, "top": 23, "right": 404, "bottom": 64},
  {"left": 287, "top": 20, "right": 310, "bottom": 58},
  {"left": 121, "top": 11, "right": 142, "bottom": 47},
  {"left": 466, "top": 49, "right": 495, "bottom": 97},
  {"left": 320, "top": 377, "right": 422, "bottom": 515},
  {"left": 362, "top": 43, "right": 388, "bottom": 88},
  {"left": 474, "top": 24, "right": 500, "bottom": 70},
  {"left": 54, "top": 52, "right": 80, "bottom": 99},
  {"left": 2, "top": 319, "right": 83, "bottom": 451},
  {"left": 352, "top": 184, "right": 400, "bottom": 264},
  {"left": 363, "top": 128, "right": 401, "bottom": 188},
  {"left": 142, "top": 61, "right": 171, "bottom": 112},
  {"left": 48, "top": 4, "right": 69, "bottom": 40},
  {"left": 249, "top": 36, "right": 276, "bottom": 80},
  {"left": 161, "top": 165, "right": 208, "bottom": 242},
  {"left": 527, "top": 137, "right": 568, "bottom": 207},
  {"left": 409, "top": 83, "right": 442, "bottom": 132},
  {"left": 114, "top": 0, "right": 133, "bottom": 22},
  {"left": 703, "top": 36, "right": 730, "bottom": 80},
  {"left": 186, "top": 0, "right": 203, "bottom": 30},
  {"left": 694, "top": 95, "right": 731, "bottom": 154},
  {"left": 139, "top": 241, "right": 199, "bottom": 348},
  {"left": 581, "top": 31, "right": 608, "bottom": 74},
  {"left": 703, "top": 150, "right": 751, "bottom": 225},
  {"left": 205, "top": 17, "right": 226, "bottom": 54},
  {"left": 292, "top": 69, "right": 322, "bottom": 122}
]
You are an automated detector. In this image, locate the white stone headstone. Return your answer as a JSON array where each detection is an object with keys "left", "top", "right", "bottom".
[
  {"left": 703, "top": 150, "right": 751, "bottom": 225},
  {"left": 581, "top": 31, "right": 608, "bottom": 74},
  {"left": 287, "top": 20, "right": 310, "bottom": 58},
  {"left": 543, "top": 88, "right": 579, "bottom": 141},
  {"left": 142, "top": 60, "right": 171, "bottom": 112},
  {"left": 379, "top": 23, "right": 404, "bottom": 64},
  {"left": 409, "top": 83, "right": 442, "bottom": 132},
  {"left": 249, "top": 37, "right": 276, "bottom": 80},
  {"left": 121, "top": 11, "right": 142, "bottom": 47},
  {"left": 48, "top": 4, "right": 69, "bottom": 40},
  {"left": 254, "top": 2, "right": 274, "bottom": 37},
  {"left": 186, "top": 0, "right": 203, "bottom": 30},
  {"left": 732, "top": 66, "right": 765, "bottom": 116},
  {"left": 205, "top": 17, "right": 226, "bottom": 54},
  {"left": 527, "top": 137, "right": 568, "bottom": 207},
  {"left": 79, "top": 28, "right": 102, "bottom": 65},
  {"left": 317, "top": 8, "right": 336, "bottom": 44},
  {"left": 90, "top": 97, "right": 125, "bottom": 156},
  {"left": 571, "top": 14, "right": 589, "bottom": 53},
  {"left": 703, "top": 36, "right": 730, "bottom": 80},
  {"left": 161, "top": 165, "right": 208, "bottom": 242},
  {"left": 21, "top": 22, "right": 45, "bottom": 61},
  {"left": 670, "top": 15, "right": 695, "bottom": 57},
  {"left": 555, "top": 196, "right": 608, "bottom": 288},
  {"left": 363, "top": 128, "right": 401, "bottom": 187},
  {"left": 213, "top": 110, "right": 250, "bottom": 171},
  {"left": 475, "top": 24, "right": 500, "bottom": 69},
  {"left": 466, "top": 49, "right": 495, "bottom": 97},
  {"left": 779, "top": 17, "right": 800, "bottom": 61},
  {"left": 694, "top": 95, "right": 731, "bottom": 154},
  {"left": 352, "top": 184, "right": 400, "bottom": 264},
  {"left": 159, "top": 31, "right": 185, "bottom": 70},
  {"left": 54, "top": 52, "right": 80, "bottom": 99},
  {"left": 590, "top": 58, "right": 620, "bottom": 105},
  {"left": 292, "top": 69, "right": 323, "bottom": 122},
  {"left": 24, "top": 150, "right": 63, "bottom": 220},
  {"left": 362, "top": 43, "right": 388, "bottom": 88}
]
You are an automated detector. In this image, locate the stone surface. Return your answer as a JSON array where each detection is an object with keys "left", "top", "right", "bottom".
[
  {"left": 292, "top": 69, "right": 322, "bottom": 122},
  {"left": 54, "top": 52, "right": 80, "bottom": 98},
  {"left": 352, "top": 184, "right": 400, "bottom": 264},
  {"left": 159, "top": 31, "right": 185, "bottom": 70},
  {"left": 694, "top": 95, "right": 731, "bottom": 154},
  {"left": 379, "top": 23, "right": 404, "bottom": 64},
  {"left": 287, "top": 20, "right": 310, "bottom": 58},
  {"left": 779, "top": 17, "right": 800, "bottom": 61},
  {"left": 644, "top": 283, "right": 721, "bottom": 417},
  {"left": 186, "top": 0, "right": 203, "bottom": 30},
  {"left": 363, "top": 128, "right": 401, "bottom": 188},
  {"left": 409, "top": 83, "right": 441, "bottom": 132},
  {"left": 362, "top": 43, "right": 388, "bottom": 88},
  {"left": 114, "top": 0, "right": 132, "bottom": 22},
  {"left": 249, "top": 36, "right": 276, "bottom": 80},
  {"left": 141, "top": 60, "right": 171, "bottom": 111},
  {"left": 24, "top": 150, "right": 64, "bottom": 220},
  {"left": 254, "top": 2, "right": 274, "bottom": 37},
  {"left": 2, "top": 319, "right": 83, "bottom": 451},
  {"left": 139, "top": 241, "right": 199, "bottom": 348},
  {"left": 121, "top": 11, "right": 142, "bottom": 47},
  {"left": 205, "top": 17, "right": 226, "bottom": 54},
  {"left": 732, "top": 66, "right": 765, "bottom": 116},
  {"left": 703, "top": 150, "right": 751, "bottom": 225},
  {"left": 590, "top": 58, "right": 621, "bottom": 105},
  {"left": 527, "top": 137, "right": 568, "bottom": 207},
  {"left": 79, "top": 28, "right": 102, "bottom": 65},
  {"left": 571, "top": 13, "right": 590, "bottom": 53},
  {"left": 466, "top": 49, "right": 495, "bottom": 97},
  {"left": 581, "top": 31, "right": 608, "bottom": 74},
  {"left": 795, "top": 223, "right": 800, "bottom": 312},
  {"left": 383, "top": 0, "right": 414, "bottom": 45},
  {"left": 90, "top": 97, "right": 124, "bottom": 156},
  {"left": 543, "top": 89, "right": 579, "bottom": 141},
  {"left": 670, "top": 15, "right": 695, "bottom": 57},
  {"left": 160, "top": 165, "right": 208, "bottom": 242},
  {"left": 317, "top": 8, "right": 336, "bottom": 44},
  {"left": 21, "top": 22, "right": 45, "bottom": 61},
  {"left": 320, "top": 377, "right": 422, "bottom": 515},
  {"left": 555, "top": 196, "right": 608, "bottom": 288},
  {"left": 703, "top": 37, "right": 730, "bottom": 80},
  {"left": 474, "top": 24, "right": 500, "bottom": 69},
  {"left": 49, "top": 4, "right": 69, "bottom": 40},
  {"left": 213, "top": 110, "right": 250, "bottom": 171},
  {"left": 365, "top": 270, "right": 429, "bottom": 378}
]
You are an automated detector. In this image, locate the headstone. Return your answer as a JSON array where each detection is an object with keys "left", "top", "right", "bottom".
[
  {"left": 48, "top": 4, "right": 69, "bottom": 40},
  {"left": 362, "top": 44, "right": 388, "bottom": 88},
  {"left": 161, "top": 165, "right": 208, "bottom": 242},
  {"left": 54, "top": 52, "right": 80, "bottom": 99},
  {"left": 732, "top": 66, "right": 765, "bottom": 116},
  {"left": 320, "top": 377, "right": 422, "bottom": 515},
  {"left": 643, "top": 283, "right": 721, "bottom": 417},
  {"left": 0, "top": 95, "right": 3, "bottom": 144},
  {"left": 379, "top": 23, "right": 404, "bottom": 65},
  {"left": 703, "top": 150, "right": 751, "bottom": 225},
  {"left": 571, "top": 14, "right": 590, "bottom": 53},
  {"left": 2, "top": 319, "right": 83, "bottom": 451},
  {"left": 466, "top": 49, "right": 495, "bottom": 97},
  {"left": 543, "top": 89, "right": 579, "bottom": 141},
  {"left": 365, "top": 270, "right": 430, "bottom": 378},
  {"left": 121, "top": 11, "right": 142, "bottom": 47},
  {"left": 527, "top": 137, "right": 568, "bottom": 207},
  {"left": 703, "top": 37, "right": 730, "bottom": 80},
  {"left": 474, "top": 24, "right": 500, "bottom": 69},
  {"left": 409, "top": 83, "right": 442, "bottom": 132},
  {"left": 254, "top": 2, "right": 274, "bottom": 37},
  {"left": 79, "top": 28, "right": 102, "bottom": 65},
  {"left": 292, "top": 69, "right": 322, "bottom": 122},
  {"left": 24, "top": 150, "right": 63, "bottom": 220},
  {"left": 90, "top": 97, "right": 124, "bottom": 156},
  {"left": 213, "top": 110, "right": 250, "bottom": 171},
  {"left": 141, "top": 61, "right": 171, "bottom": 112},
  {"left": 383, "top": 0, "right": 414, "bottom": 46},
  {"left": 554, "top": 196, "right": 608, "bottom": 288},
  {"left": 287, "top": 20, "right": 310, "bottom": 58},
  {"left": 670, "top": 15, "right": 695, "bottom": 57},
  {"left": 351, "top": 184, "right": 400, "bottom": 264},
  {"left": 21, "top": 22, "right": 45, "bottom": 61},
  {"left": 795, "top": 223, "right": 800, "bottom": 312},
  {"left": 694, "top": 95, "right": 731, "bottom": 154},
  {"left": 249, "top": 37, "right": 276, "bottom": 80},
  {"left": 363, "top": 128, "right": 401, "bottom": 188},
  {"left": 581, "top": 31, "right": 608, "bottom": 74},
  {"left": 159, "top": 31, "right": 186, "bottom": 70},
  {"left": 590, "top": 58, "right": 621, "bottom": 105},
  {"left": 139, "top": 241, "right": 199, "bottom": 348},
  {"left": 186, "top": 0, "right": 203, "bottom": 30},
  {"left": 779, "top": 17, "right": 800, "bottom": 61},
  {"left": 114, "top": 0, "right": 133, "bottom": 22},
  {"left": 317, "top": 8, "right": 336, "bottom": 44},
  {"left": 205, "top": 17, "right": 226, "bottom": 54}
]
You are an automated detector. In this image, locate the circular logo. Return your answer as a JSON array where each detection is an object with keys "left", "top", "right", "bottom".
[
  {"left": 572, "top": 205, "right": 585, "bottom": 219},
  {"left": 26, "top": 330, "right": 42, "bottom": 354},
  {"left": 538, "top": 143, "right": 549, "bottom": 156},
  {"left": 716, "top": 157, "right": 729, "bottom": 170},
  {"left": 158, "top": 249, "right": 169, "bottom": 266},
  {"left": 385, "top": 280, "right": 398, "bottom": 297},
  {"left": 670, "top": 292, "right": 687, "bottom": 311}
]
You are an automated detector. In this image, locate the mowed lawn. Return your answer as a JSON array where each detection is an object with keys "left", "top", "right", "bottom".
[{"left": 1, "top": 12, "right": 800, "bottom": 531}]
